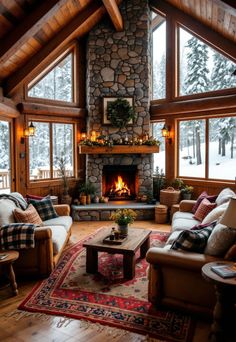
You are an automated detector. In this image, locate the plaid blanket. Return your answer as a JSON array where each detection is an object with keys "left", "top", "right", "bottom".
[{"left": 0, "top": 223, "right": 36, "bottom": 250}]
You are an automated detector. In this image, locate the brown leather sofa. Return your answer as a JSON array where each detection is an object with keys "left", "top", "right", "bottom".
[{"left": 146, "top": 199, "right": 236, "bottom": 317}]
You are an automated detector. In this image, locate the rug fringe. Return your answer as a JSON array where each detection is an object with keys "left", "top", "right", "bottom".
[{"left": 1, "top": 310, "right": 165, "bottom": 341}]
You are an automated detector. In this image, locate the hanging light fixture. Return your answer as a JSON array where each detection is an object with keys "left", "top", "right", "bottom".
[
  {"left": 28, "top": 122, "right": 36, "bottom": 136},
  {"left": 161, "top": 124, "right": 172, "bottom": 144}
]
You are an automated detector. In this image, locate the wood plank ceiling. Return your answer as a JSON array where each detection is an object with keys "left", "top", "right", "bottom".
[{"left": 0, "top": 0, "right": 235, "bottom": 93}]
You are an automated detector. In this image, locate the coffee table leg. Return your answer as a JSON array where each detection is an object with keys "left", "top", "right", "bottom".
[
  {"left": 124, "top": 253, "right": 135, "bottom": 280},
  {"left": 140, "top": 236, "right": 150, "bottom": 258},
  {"left": 86, "top": 248, "right": 98, "bottom": 273},
  {"left": 8, "top": 263, "right": 18, "bottom": 296}
]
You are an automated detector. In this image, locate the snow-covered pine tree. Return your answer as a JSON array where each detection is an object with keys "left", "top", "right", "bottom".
[
  {"left": 211, "top": 52, "right": 236, "bottom": 90},
  {"left": 183, "top": 36, "right": 210, "bottom": 95}
]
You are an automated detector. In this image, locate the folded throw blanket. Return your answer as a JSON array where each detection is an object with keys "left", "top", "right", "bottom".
[
  {"left": 0, "top": 192, "right": 28, "bottom": 210},
  {"left": 0, "top": 223, "right": 36, "bottom": 250}
]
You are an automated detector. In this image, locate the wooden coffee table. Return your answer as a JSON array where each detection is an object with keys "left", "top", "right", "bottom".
[{"left": 83, "top": 228, "right": 151, "bottom": 280}]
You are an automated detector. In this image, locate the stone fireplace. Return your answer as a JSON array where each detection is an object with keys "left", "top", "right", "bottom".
[
  {"left": 86, "top": 0, "right": 153, "bottom": 199},
  {"left": 87, "top": 153, "right": 153, "bottom": 199}
]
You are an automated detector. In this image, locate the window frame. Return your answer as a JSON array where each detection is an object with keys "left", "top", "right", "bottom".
[
  {"left": 177, "top": 113, "right": 236, "bottom": 182},
  {"left": 176, "top": 24, "right": 236, "bottom": 101},
  {"left": 25, "top": 44, "right": 78, "bottom": 107},
  {"left": 26, "top": 116, "right": 77, "bottom": 188}
]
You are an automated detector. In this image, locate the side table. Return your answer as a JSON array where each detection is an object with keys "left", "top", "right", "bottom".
[
  {"left": 202, "top": 261, "right": 236, "bottom": 342},
  {"left": 0, "top": 251, "right": 19, "bottom": 295}
]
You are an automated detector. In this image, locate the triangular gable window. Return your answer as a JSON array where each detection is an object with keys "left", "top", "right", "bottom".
[
  {"left": 28, "top": 53, "right": 73, "bottom": 103},
  {"left": 179, "top": 27, "right": 236, "bottom": 96}
]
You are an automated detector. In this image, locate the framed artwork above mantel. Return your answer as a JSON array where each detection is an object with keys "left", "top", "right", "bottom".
[{"left": 102, "top": 97, "right": 134, "bottom": 125}]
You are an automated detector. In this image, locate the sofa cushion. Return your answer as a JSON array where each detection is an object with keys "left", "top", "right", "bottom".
[
  {"left": 202, "top": 202, "right": 228, "bottom": 224},
  {"left": 216, "top": 188, "right": 235, "bottom": 206},
  {"left": 172, "top": 211, "right": 199, "bottom": 231},
  {"left": 192, "top": 191, "right": 217, "bottom": 214},
  {"left": 14, "top": 204, "right": 43, "bottom": 225},
  {"left": 171, "top": 223, "right": 215, "bottom": 253},
  {"left": 44, "top": 225, "right": 67, "bottom": 255},
  {"left": 166, "top": 230, "right": 184, "bottom": 245},
  {"left": 204, "top": 223, "right": 236, "bottom": 257},
  {"left": 193, "top": 198, "right": 216, "bottom": 222},
  {"left": 0, "top": 199, "right": 17, "bottom": 226},
  {"left": 29, "top": 196, "right": 58, "bottom": 221},
  {"left": 43, "top": 216, "right": 72, "bottom": 232}
]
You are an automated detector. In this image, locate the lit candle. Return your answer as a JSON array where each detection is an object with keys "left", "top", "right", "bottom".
[{"left": 91, "top": 130, "right": 97, "bottom": 142}]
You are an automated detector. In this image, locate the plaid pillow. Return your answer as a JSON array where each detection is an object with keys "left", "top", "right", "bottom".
[
  {"left": 171, "top": 223, "right": 215, "bottom": 253},
  {"left": 0, "top": 223, "right": 36, "bottom": 250},
  {"left": 193, "top": 198, "right": 216, "bottom": 222},
  {"left": 29, "top": 196, "right": 58, "bottom": 221},
  {"left": 192, "top": 191, "right": 217, "bottom": 214}
]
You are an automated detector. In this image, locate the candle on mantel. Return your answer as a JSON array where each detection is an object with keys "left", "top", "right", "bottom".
[{"left": 90, "top": 130, "right": 97, "bottom": 142}]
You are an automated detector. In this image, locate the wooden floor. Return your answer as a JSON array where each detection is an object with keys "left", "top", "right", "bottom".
[{"left": 0, "top": 221, "right": 210, "bottom": 342}]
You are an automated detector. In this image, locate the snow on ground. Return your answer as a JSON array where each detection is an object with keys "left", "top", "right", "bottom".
[{"left": 154, "top": 141, "right": 236, "bottom": 180}]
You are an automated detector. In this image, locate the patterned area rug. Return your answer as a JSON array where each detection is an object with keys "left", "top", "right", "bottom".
[{"left": 18, "top": 230, "right": 194, "bottom": 342}]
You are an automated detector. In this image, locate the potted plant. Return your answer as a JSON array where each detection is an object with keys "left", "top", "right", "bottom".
[
  {"left": 181, "top": 185, "right": 194, "bottom": 200},
  {"left": 110, "top": 209, "right": 137, "bottom": 237},
  {"left": 79, "top": 181, "right": 96, "bottom": 204},
  {"left": 56, "top": 156, "right": 72, "bottom": 205}
]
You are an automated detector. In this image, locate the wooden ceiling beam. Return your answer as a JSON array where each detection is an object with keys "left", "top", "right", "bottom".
[
  {"left": 150, "top": 0, "right": 236, "bottom": 62},
  {"left": 4, "top": 0, "right": 121, "bottom": 95},
  {"left": 0, "top": 88, "right": 20, "bottom": 117},
  {"left": 0, "top": 0, "right": 71, "bottom": 65},
  {"left": 101, "top": 0, "right": 123, "bottom": 31},
  {"left": 217, "top": 0, "right": 236, "bottom": 12}
]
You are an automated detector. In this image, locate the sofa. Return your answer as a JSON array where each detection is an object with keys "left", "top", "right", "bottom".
[
  {"left": 146, "top": 188, "right": 236, "bottom": 317},
  {"left": 0, "top": 192, "right": 72, "bottom": 277}
]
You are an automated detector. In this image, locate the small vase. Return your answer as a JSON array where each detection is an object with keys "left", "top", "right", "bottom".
[
  {"left": 118, "top": 225, "right": 128, "bottom": 237},
  {"left": 183, "top": 193, "right": 192, "bottom": 200},
  {"left": 86, "top": 194, "right": 91, "bottom": 204},
  {"left": 80, "top": 195, "right": 87, "bottom": 205}
]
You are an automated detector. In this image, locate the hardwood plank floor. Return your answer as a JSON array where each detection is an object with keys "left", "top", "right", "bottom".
[{"left": 0, "top": 221, "right": 210, "bottom": 341}]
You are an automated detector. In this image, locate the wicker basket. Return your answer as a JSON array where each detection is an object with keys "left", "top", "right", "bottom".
[{"left": 160, "top": 187, "right": 180, "bottom": 207}]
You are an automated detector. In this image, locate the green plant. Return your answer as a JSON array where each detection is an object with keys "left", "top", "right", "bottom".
[
  {"left": 79, "top": 181, "right": 96, "bottom": 195},
  {"left": 56, "top": 156, "right": 69, "bottom": 195},
  {"left": 171, "top": 178, "right": 185, "bottom": 190},
  {"left": 181, "top": 185, "right": 194, "bottom": 194},
  {"left": 153, "top": 167, "right": 166, "bottom": 201},
  {"left": 107, "top": 98, "right": 136, "bottom": 128},
  {"left": 110, "top": 209, "right": 137, "bottom": 226}
]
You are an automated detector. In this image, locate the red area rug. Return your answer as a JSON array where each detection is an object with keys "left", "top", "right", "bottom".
[{"left": 19, "top": 230, "right": 194, "bottom": 341}]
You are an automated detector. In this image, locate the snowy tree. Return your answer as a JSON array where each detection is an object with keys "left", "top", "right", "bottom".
[
  {"left": 183, "top": 36, "right": 210, "bottom": 95},
  {"left": 153, "top": 55, "right": 166, "bottom": 99},
  {"left": 0, "top": 122, "right": 9, "bottom": 169},
  {"left": 211, "top": 52, "right": 236, "bottom": 90}
]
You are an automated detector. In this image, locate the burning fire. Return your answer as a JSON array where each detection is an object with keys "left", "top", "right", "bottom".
[{"left": 110, "top": 175, "right": 130, "bottom": 197}]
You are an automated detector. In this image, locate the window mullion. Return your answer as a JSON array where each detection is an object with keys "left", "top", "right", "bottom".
[
  {"left": 50, "top": 123, "right": 53, "bottom": 179},
  {"left": 205, "top": 119, "right": 209, "bottom": 179}
]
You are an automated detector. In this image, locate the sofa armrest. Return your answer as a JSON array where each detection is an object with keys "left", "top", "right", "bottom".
[
  {"left": 179, "top": 200, "right": 196, "bottom": 212},
  {"left": 35, "top": 227, "right": 52, "bottom": 240},
  {"left": 54, "top": 204, "right": 70, "bottom": 216},
  {"left": 146, "top": 247, "right": 219, "bottom": 270}
]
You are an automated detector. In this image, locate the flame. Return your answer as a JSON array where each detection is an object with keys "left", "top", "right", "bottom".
[{"left": 114, "top": 175, "right": 130, "bottom": 196}]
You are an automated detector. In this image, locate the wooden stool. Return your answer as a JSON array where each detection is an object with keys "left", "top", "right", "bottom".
[
  {"left": 0, "top": 250, "right": 19, "bottom": 295},
  {"left": 155, "top": 204, "right": 168, "bottom": 224}
]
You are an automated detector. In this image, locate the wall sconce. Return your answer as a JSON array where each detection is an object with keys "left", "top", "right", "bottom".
[
  {"left": 80, "top": 131, "right": 87, "bottom": 141},
  {"left": 21, "top": 122, "right": 36, "bottom": 143},
  {"left": 161, "top": 124, "right": 172, "bottom": 144}
]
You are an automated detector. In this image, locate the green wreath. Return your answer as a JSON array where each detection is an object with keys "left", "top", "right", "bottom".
[{"left": 107, "top": 98, "right": 135, "bottom": 128}]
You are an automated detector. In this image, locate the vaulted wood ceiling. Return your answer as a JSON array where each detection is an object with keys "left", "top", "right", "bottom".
[{"left": 0, "top": 0, "right": 235, "bottom": 95}]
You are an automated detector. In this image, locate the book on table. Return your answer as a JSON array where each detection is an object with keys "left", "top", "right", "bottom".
[
  {"left": 0, "top": 254, "right": 8, "bottom": 260},
  {"left": 211, "top": 264, "right": 236, "bottom": 278}
]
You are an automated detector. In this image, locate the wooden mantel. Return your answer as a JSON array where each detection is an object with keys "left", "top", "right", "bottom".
[{"left": 78, "top": 145, "right": 160, "bottom": 154}]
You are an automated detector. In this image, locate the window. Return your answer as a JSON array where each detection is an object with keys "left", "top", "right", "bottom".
[
  {"left": 29, "top": 122, "right": 74, "bottom": 181},
  {"left": 178, "top": 116, "right": 236, "bottom": 180},
  {"left": 152, "top": 121, "right": 166, "bottom": 174},
  {"left": 152, "top": 12, "right": 166, "bottom": 100},
  {"left": 28, "top": 53, "right": 74, "bottom": 103},
  {"left": 0, "top": 120, "right": 11, "bottom": 193},
  {"left": 179, "top": 27, "right": 236, "bottom": 96}
]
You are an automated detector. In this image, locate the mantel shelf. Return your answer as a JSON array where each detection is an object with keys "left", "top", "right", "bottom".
[{"left": 78, "top": 145, "right": 159, "bottom": 154}]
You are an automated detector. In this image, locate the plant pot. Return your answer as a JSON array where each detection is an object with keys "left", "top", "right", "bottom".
[
  {"left": 183, "top": 193, "right": 192, "bottom": 200},
  {"left": 118, "top": 225, "right": 128, "bottom": 237},
  {"left": 61, "top": 194, "right": 72, "bottom": 205},
  {"left": 80, "top": 195, "right": 87, "bottom": 205},
  {"left": 86, "top": 194, "right": 91, "bottom": 204}
]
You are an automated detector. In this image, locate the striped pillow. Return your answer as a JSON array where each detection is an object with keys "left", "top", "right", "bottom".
[
  {"left": 14, "top": 204, "right": 42, "bottom": 225},
  {"left": 193, "top": 198, "right": 216, "bottom": 222}
]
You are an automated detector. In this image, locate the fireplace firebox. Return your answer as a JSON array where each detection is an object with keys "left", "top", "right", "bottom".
[{"left": 102, "top": 165, "right": 138, "bottom": 200}]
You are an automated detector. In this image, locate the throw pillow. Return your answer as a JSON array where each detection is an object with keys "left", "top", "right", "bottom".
[
  {"left": 29, "top": 196, "right": 58, "bottom": 221},
  {"left": 215, "top": 188, "right": 235, "bottom": 206},
  {"left": 202, "top": 202, "right": 228, "bottom": 224},
  {"left": 191, "top": 220, "right": 217, "bottom": 230},
  {"left": 14, "top": 204, "right": 43, "bottom": 225},
  {"left": 192, "top": 191, "right": 217, "bottom": 214},
  {"left": 171, "top": 223, "right": 215, "bottom": 253},
  {"left": 204, "top": 223, "right": 236, "bottom": 257},
  {"left": 26, "top": 194, "right": 44, "bottom": 202},
  {"left": 193, "top": 198, "right": 216, "bottom": 222}
]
